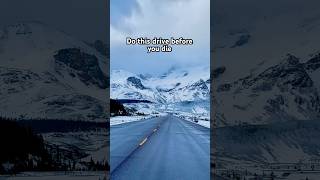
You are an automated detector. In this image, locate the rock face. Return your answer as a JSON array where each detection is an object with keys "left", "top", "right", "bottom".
[
  {"left": 91, "top": 40, "right": 108, "bottom": 56},
  {"left": 212, "top": 66, "right": 226, "bottom": 79},
  {"left": 54, "top": 48, "right": 108, "bottom": 89},
  {"left": 126, "top": 77, "right": 146, "bottom": 90}
]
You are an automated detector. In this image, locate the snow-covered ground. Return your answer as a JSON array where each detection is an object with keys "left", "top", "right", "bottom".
[
  {"left": 42, "top": 130, "right": 108, "bottom": 168},
  {"left": 0, "top": 171, "right": 107, "bottom": 180},
  {"left": 186, "top": 117, "right": 210, "bottom": 128},
  {"left": 110, "top": 115, "right": 155, "bottom": 126},
  {"left": 111, "top": 112, "right": 210, "bottom": 128},
  {"left": 173, "top": 111, "right": 210, "bottom": 128},
  {"left": 286, "top": 173, "right": 320, "bottom": 180},
  {"left": 217, "top": 168, "right": 320, "bottom": 180},
  {"left": 111, "top": 100, "right": 210, "bottom": 128},
  {"left": 110, "top": 110, "right": 168, "bottom": 126}
]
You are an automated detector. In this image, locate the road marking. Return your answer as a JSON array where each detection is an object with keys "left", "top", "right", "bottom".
[
  {"left": 111, "top": 119, "right": 167, "bottom": 176},
  {"left": 139, "top": 137, "right": 148, "bottom": 146}
]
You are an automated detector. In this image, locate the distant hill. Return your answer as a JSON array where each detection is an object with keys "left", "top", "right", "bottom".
[{"left": 110, "top": 99, "right": 128, "bottom": 116}]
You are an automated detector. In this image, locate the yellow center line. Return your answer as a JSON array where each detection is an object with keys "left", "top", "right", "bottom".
[
  {"left": 139, "top": 137, "right": 148, "bottom": 146},
  {"left": 139, "top": 126, "right": 160, "bottom": 147}
]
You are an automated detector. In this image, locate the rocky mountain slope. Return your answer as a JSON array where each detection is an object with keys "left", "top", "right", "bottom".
[
  {"left": 214, "top": 54, "right": 320, "bottom": 127},
  {"left": 0, "top": 22, "right": 108, "bottom": 121}
]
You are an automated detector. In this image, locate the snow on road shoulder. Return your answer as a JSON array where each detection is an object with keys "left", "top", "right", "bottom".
[
  {"left": 110, "top": 116, "right": 152, "bottom": 126},
  {"left": 196, "top": 120, "right": 210, "bottom": 128},
  {"left": 173, "top": 111, "right": 210, "bottom": 128},
  {"left": 110, "top": 113, "right": 167, "bottom": 126}
]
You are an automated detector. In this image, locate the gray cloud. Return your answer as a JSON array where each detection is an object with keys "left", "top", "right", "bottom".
[{"left": 111, "top": 0, "right": 210, "bottom": 74}]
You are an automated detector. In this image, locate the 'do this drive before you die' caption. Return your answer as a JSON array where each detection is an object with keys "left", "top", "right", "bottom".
[{"left": 126, "top": 37, "right": 193, "bottom": 53}]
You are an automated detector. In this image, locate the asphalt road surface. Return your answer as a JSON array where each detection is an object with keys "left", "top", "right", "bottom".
[{"left": 110, "top": 115, "right": 210, "bottom": 180}]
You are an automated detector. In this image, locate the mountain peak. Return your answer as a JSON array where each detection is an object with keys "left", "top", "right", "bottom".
[
  {"left": 280, "top": 54, "right": 300, "bottom": 66},
  {"left": 304, "top": 53, "right": 320, "bottom": 72}
]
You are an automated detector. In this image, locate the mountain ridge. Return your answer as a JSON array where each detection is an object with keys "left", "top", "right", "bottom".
[
  {"left": 0, "top": 22, "right": 108, "bottom": 121},
  {"left": 214, "top": 53, "right": 320, "bottom": 126}
]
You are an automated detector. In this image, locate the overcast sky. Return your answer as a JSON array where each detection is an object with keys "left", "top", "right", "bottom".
[
  {"left": 110, "top": 0, "right": 210, "bottom": 75},
  {"left": 0, "top": 0, "right": 108, "bottom": 43}
]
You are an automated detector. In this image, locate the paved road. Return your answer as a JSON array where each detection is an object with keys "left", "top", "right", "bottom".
[{"left": 110, "top": 115, "right": 210, "bottom": 180}]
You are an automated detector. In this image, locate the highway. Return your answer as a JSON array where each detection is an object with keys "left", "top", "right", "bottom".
[{"left": 110, "top": 115, "right": 210, "bottom": 180}]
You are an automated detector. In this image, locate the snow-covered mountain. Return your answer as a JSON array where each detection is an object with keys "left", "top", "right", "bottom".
[
  {"left": 111, "top": 66, "right": 210, "bottom": 103},
  {"left": 213, "top": 0, "right": 320, "bottom": 176},
  {"left": 214, "top": 0, "right": 320, "bottom": 81},
  {"left": 213, "top": 52, "right": 320, "bottom": 172},
  {"left": 214, "top": 54, "right": 320, "bottom": 126},
  {"left": 213, "top": 0, "right": 320, "bottom": 127},
  {"left": 212, "top": 54, "right": 320, "bottom": 179},
  {"left": 111, "top": 66, "right": 210, "bottom": 116},
  {"left": 0, "top": 22, "right": 108, "bottom": 121}
]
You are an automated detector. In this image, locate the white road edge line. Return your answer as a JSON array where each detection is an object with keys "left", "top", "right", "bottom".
[{"left": 139, "top": 137, "right": 148, "bottom": 146}]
